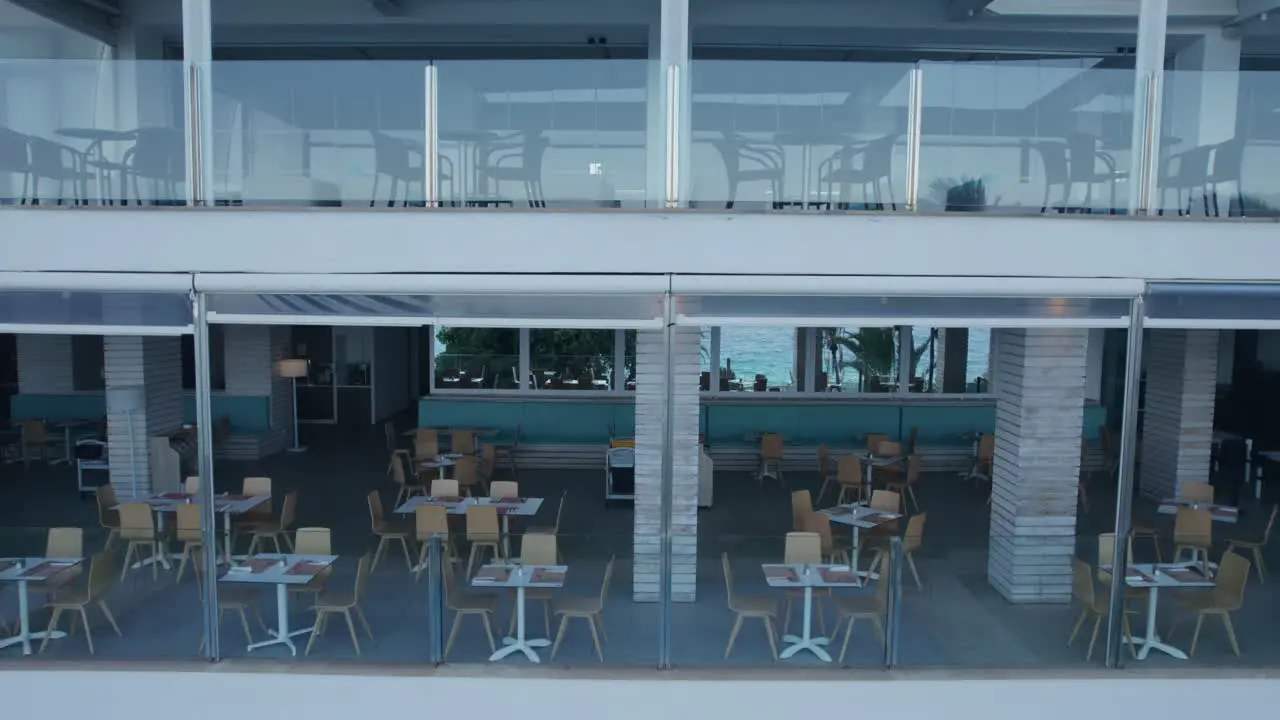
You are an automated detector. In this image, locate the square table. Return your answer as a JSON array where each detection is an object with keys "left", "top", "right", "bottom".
[
  {"left": 417, "top": 454, "right": 462, "bottom": 480},
  {"left": 1101, "top": 562, "right": 1214, "bottom": 660},
  {"left": 858, "top": 451, "right": 904, "bottom": 493},
  {"left": 395, "top": 495, "right": 544, "bottom": 562},
  {"left": 1157, "top": 499, "right": 1239, "bottom": 524},
  {"left": 219, "top": 553, "right": 337, "bottom": 656},
  {"left": 821, "top": 504, "right": 902, "bottom": 561},
  {"left": 116, "top": 492, "right": 270, "bottom": 568},
  {"left": 471, "top": 563, "right": 566, "bottom": 662},
  {"left": 762, "top": 563, "right": 868, "bottom": 661},
  {"left": 0, "top": 557, "right": 83, "bottom": 655}
]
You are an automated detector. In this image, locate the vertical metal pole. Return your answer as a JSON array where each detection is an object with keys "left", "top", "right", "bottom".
[
  {"left": 885, "top": 536, "right": 904, "bottom": 668},
  {"left": 904, "top": 65, "right": 924, "bottom": 212},
  {"left": 425, "top": 63, "right": 439, "bottom": 208},
  {"left": 1105, "top": 296, "right": 1145, "bottom": 667},
  {"left": 192, "top": 291, "right": 220, "bottom": 660},
  {"left": 897, "top": 326, "right": 913, "bottom": 395},
  {"left": 426, "top": 534, "right": 444, "bottom": 663},
  {"left": 657, "top": 288, "right": 676, "bottom": 669},
  {"left": 519, "top": 328, "right": 531, "bottom": 391},
  {"left": 614, "top": 329, "right": 627, "bottom": 392},
  {"left": 1129, "top": 0, "right": 1168, "bottom": 215},
  {"left": 182, "top": 0, "right": 214, "bottom": 207}
]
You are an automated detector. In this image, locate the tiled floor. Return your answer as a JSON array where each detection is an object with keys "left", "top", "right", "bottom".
[{"left": 1, "top": 419, "right": 1278, "bottom": 671}]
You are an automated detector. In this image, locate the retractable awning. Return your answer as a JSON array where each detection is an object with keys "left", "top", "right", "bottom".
[
  {"left": 1146, "top": 283, "right": 1280, "bottom": 329},
  {"left": 0, "top": 273, "right": 193, "bottom": 335}
]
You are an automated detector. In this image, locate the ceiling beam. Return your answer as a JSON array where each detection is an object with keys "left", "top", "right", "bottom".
[
  {"left": 363, "top": 0, "right": 406, "bottom": 17},
  {"left": 945, "top": 0, "right": 996, "bottom": 22}
]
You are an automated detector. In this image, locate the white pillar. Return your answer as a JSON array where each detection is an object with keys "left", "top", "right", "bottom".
[
  {"left": 1129, "top": 0, "right": 1168, "bottom": 214},
  {"left": 988, "top": 328, "right": 1088, "bottom": 604},
  {"left": 105, "top": 336, "right": 183, "bottom": 498},
  {"left": 16, "top": 334, "right": 73, "bottom": 394},
  {"left": 1139, "top": 330, "right": 1218, "bottom": 500},
  {"left": 633, "top": 325, "right": 700, "bottom": 601},
  {"left": 1168, "top": 31, "right": 1242, "bottom": 149}
]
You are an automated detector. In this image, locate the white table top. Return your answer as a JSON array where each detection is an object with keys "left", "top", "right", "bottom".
[
  {"left": 1157, "top": 499, "right": 1239, "bottom": 523},
  {"left": 418, "top": 455, "right": 461, "bottom": 470},
  {"left": 0, "top": 557, "right": 82, "bottom": 583},
  {"left": 763, "top": 563, "right": 868, "bottom": 588},
  {"left": 114, "top": 493, "right": 269, "bottom": 515},
  {"left": 857, "top": 451, "right": 904, "bottom": 468},
  {"left": 470, "top": 563, "right": 566, "bottom": 589},
  {"left": 1101, "top": 562, "right": 1215, "bottom": 589},
  {"left": 821, "top": 504, "right": 902, "bottom": 529},
  {"left": 395, "top": 495, "right": 544, "bottom": 517},
  {"left": 218, "top": 554, "right": 337, "bottom": 586}
]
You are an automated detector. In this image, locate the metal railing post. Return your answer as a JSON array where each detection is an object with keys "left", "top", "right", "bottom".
[
  {"left": 426, "top": 534, "right": 445, "bottom": 663},
  {"left": 904, "top": 65, "right": 924, "bottom": 213},
  {"left": 1105, "top": 295, "right": 1145, "bottom": 667}
]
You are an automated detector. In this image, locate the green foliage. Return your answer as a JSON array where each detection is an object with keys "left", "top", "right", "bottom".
[
  {"left": 436, "top": 327, "right": 633, "bottom": 378},
  {"left": 822, "top": 327, "right": 934, "bottom": 389}
]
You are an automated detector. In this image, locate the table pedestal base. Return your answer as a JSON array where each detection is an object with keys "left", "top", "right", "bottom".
[
  {"left": 490, "top": 636, "right": 550, "bottom": 663},
  {"left": 780, "top": 635, "right": 831, "bottom": 661}
]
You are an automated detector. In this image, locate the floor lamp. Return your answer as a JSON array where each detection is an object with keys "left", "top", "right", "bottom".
[
  {"left": 276, "top": 359, "right": 309, "bottom": 453},
  {"left": 106, "top": 385, "right": 146, "bottom": 500}
]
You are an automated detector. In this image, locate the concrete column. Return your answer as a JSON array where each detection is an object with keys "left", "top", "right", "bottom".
[
  {"left": 105, "top": 336, "right": 183, "bottom": 498},
  {"left": 988, "top": 328, "right": 1088, "bottom": 604},
  {"left": 633, "top": 325, "right": 700, "bottom": 602},
  {"left": 936, "top": 328, "right": 969, "bottom": 393},
  {"left": 16, "top": 334, "right": 73, "bottom": 393},
  {"left": 1169, "top": 31, "right": 1242, "bottom": 149},
  {"left": 1139, "top": 330, "right": 1218, "bottom": 500}
]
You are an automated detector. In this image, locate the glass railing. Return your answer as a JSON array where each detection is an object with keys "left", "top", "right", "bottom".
[
  {"left": 690, "top": 60, "right": 913, "bottom": 211},
  {"left": 0, "top": 59, "right": 186, "bottom": 207},
  {"left": 434, "top": 353, "right": 520, "bottom": 391}
]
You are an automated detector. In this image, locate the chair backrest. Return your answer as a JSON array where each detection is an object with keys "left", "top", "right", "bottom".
[
  {"left": 905, "top": 455, "right": 923, "bottom": 483},
  {"left": 817, "top": 444, "right": 832, "bottom": 476},
  {"left": 415, "top": 506, "right": 449, "bottom": 540},
  {"left": 243, "top": 476, "right": 272, "bottom": 496},
  {"left": 905, "top": 512, "right": 927, "bottom": 551},
  {"left": 1213, "top": 551, "right": 1250, "bottom": 610},
  {"left": 905, "top": 427, "right": 920, "bottom": 455},
  {"left": 118, "top": 502, "right": 155, "bottom": 540},
  {"left": 1071, "top": 557, "right": 1097, "bottom": 607},
  {"left": 1097, "top": 532, "right": 1133, "bottom": 568},
  {"left": 278, "top": 491, "right": 298, "bottom": 530},
  {"left": 295, "top": 527, "right": 331, "bottom": 554},
  {"left": 383, "top": 421, "right": 397, "bottom": 451},
  {"left": 176, "top": 504, "right": 202, "bottom": 541},
  {"left": 431, "top": 479, "right": 459, "bottom": 497},
  {"left": 184, "top": 476, "right": 201, "bottom": 496},
  {"left": 96, "top": 485, "right": 119, "bottom": 527},
  {"left": 790, "top": 490, "right": 812, "bottom": 531},
  {"left": 978, "top": 434, "right": 995, "bottom": 461},
  {"left": 875, "top": 440, "right": 902, "bottom": 456},
  {"left": 1035, "top": 141, "right": 1070, "bottom": 183},
  {"left": 551, "top": 490, "right": 567, "bottom": 532},
  {"left": 353, "top": 553, "right": 372, "bottom": 603},
  {"left": 390, "top": 450, "right": 409, "bottom": 484},
  {"left": 490, "top": 480, "right": 519, "bottom": 500},
  {"left": 46, "top": 527, "right": 83, "bottom": 558},
  {"left": 865, "top": 433, "right": 889, "bottom": 454},
  {"left": 1174, "top": 507, "right": 1212, "bottom": 546},
  {"left": 597, "top": 555, "right": 616, "bottom": 605},
  {"left": 0, "top": 128, "right": 29, "bottom": 172},
  {"left": 455, "top": 456, "right": 479, "bottom": 487},
  {"left": 20, "top": 420, "right": 46, "bottom": 443},
  {"left": 86, "top": 549, "right": 121, "bottom": 600},
  {"left": 466, "top": 505, "right": 499, "bottom": 539},
  {"left": 479, "top": 445, "right": 497, "bottom": 478},
  {"left": 520, "top": 533, "right": 557, "bottom": 565},
  {"left": 453, "top": 430, "right": 477, "bottom": 456},
  {"left": 415, "top": 434, "right": 440, "bottom": 459},
  {"left": 367, "top": 490, "right": 385, "bottom": 528},
  {"left": 721, "top": 553, "right": 739, "bottom": 609},
  {"left": 760, "top": 433, "right": 784, "bottom": 461},
  {"left": 870, "top": 489, "right": 901, "bottom": 513},
  {"left": 784, "top": 531, "right": 822, "bottom": 564},
  {"left": 1179, "top": 482, "right": 1214, "bottom": 504},
  {"left": 836, "top": 454, "right": 863, "bottom": 484},
  {"left": 802, "top": 512, "right": 836, "bottom": 553}
]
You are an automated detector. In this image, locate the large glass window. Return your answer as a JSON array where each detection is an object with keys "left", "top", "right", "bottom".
[
  {"left": 718, "top": 326, "right": 795, "bottom": 392},
  {"left": 819, "top": 327, "right": 902, "bottom": 393},
  {"left": 910, "top": 327, "right": 993, "bottom": 394},
  {"left": 433, "top": 326, "right": 519, "bottom": 390}
]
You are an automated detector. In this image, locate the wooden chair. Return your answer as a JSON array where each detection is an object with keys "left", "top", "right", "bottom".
[
  {"left": 864, "top": 433, "right": 889, "bottom": 454},
  {"left": 866, "top": 513, "right": 926, "bottom": 591},
  {"left": 193, "top": 552, "right": 265, "bottom": 652},
  {"left": 174, "top": 504, "right": 204, "bottom": 583},
  {"left": 835, "top": 455, "right": 866, "bottom": 505},
  {"left": 1170, "top": 550, "right": 1250, "bottom": 657},
  {"left": 527, "top": 490, "right": 566, "bottom": 537},
  {"left": 290, "top": 527, "right": 335, "bottom": 601},
  {"left": 1179, "top": 482, "right": 1215, "bottom": 504},
  {"left": 414, "top": 506, "right": 452, "bottom": 581},
  {"left": 870, "top": 489, "right": 901, "bottom": 514},
  {"left": 550, "top": 555, "right": 614, "bottom": 662},
  {"left": 803, "top": 512, "right": 850, "bottom": 566},
  {"left": 232, "top": 476, "right": 274, "bottom": 543},
  {"left": 19, "top": 420, "right": 62, "bottom": 465},
  {"left": 510, "top": 533, "right": 559, "bottom": 638},
  {"left": 95, "top": 485, "right": 121, "bottom": 546},
  {"left": 816, "top": 444, "right": 837, "bottom": 505},
  {"left": 389, "top": 449, "right": 428, "bottom": 507},
  {"left": 246, "top": 490, "right": 298, "bottom": 555},
  {"left": 478, "top": 444, "right": 498, "bottom": 495},
  {"left": 881, "top": 455, "right": 922, "bottom": 512},
  {"left": 443, "top": 563, "right": 497, "bottom": 659},
  {"left": 790, "top": 490, "right": 812, "bottom": 532},
  {"left": 414, "top": 431, "right": 440, "bottom": 460},
  {"left": 971, "top": 435, "right": 995, "bottom": 492},
  {"left": 464, "top": 505, "right": 503, "bottom": 578},
  {"left": 183, "top": 476, "right": 201, "bottom": 496},
  {"left": 306, "top": 554, "right": 374, "bottom": 656},
  {"left": 1226, "top": 504, "right": 1277, "bottom": 584},
  {"left": 40, "top": 550, "right": 124, "bottom": 655},
  {"left": 41, "top": 527, "right": 84, "bottom": 600},
  {"left": 720, "top": 553, "right": 778, "bottom": 660},
  {"left": 368, "top": 490, "right": 414, "bottom": 572},
  {"left": 1068, "top": 557, "right": 1136, "bottom": 661},
  {"left": 1173, "top": 507, "right": 1213, "bottom": 575},
  {"left": 453, "top": 430, "right": 477, "bottom": 456},
  {"left": 833, "top": 555, "right": 890, "bottom": 663},
  {"left": 454, "top": 455, "right": 481, "bottom": 497},
  {"left": 119, "top": 502, "right": 166, "bottom": 582},
  {"left": 431, "top": 479, "right": 459, "bottom": 497},
  {"left": 756, "top": 433, "right": 785, "bottom": 486},
  {"left": 490, "top": 480, "right": 519, "bottom": 501}
]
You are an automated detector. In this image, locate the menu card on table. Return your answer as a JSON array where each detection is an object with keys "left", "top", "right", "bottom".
[
  {"left": 430, "top": 496, "right": 462, "bottom": 504},
  {"left": 473, "top": 566, "right": 512, "bottom": 584},
  {"left": 822, "top": 506, "right": 854, "bottom": 518},
  {"left": 236, "top": 558, "right": 282, "bottom": 574},
  {"left": 819, "top": 567, "right": 859, "bottom": 584},
  {"left": 287, "top": 560, "right": 329, "bottom": 577}
]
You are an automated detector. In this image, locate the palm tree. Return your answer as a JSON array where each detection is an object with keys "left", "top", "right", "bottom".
[{"left": 829, "top": 327, "right": 938, "bottom": 391}]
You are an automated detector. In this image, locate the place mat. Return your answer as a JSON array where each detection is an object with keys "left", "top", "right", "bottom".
[
  {"left": 239, "top": 558, "right": 282, "bottom": 574},
  {"left": 531, "top": 568, "right": 566, "bottom": 585},
  {"left": 764, "top": 566, "right": 799, "bottom": 583},
  {"left": 156, "top": 492, "right": 187, "bottom": 500},
  {"left": 1125, "top": 567, "right": 1156, "bottom": 583},
  {"left": 473, "top": 566, "right": 511, "bottom": 584},
  {"left": 21, "top": 561, "right": 75, "bottom": 580},
  {"left": 862, "top": 512, "right": 896, "bottom": 524},
  {"left": 1211, "top": 507, "right": 1239, "bottom": 520},
  {"left": 430, "top": 496, "right": 462, "bottom": 503},
  {"left": 287, "top": 560, "right": 329, "bottom": 577},
  {"left": 1161, "top": 567, "right": 1207, "bottom": 584},
  {"left": 820, "top": 567, "right": 858, "bottom": 584}
]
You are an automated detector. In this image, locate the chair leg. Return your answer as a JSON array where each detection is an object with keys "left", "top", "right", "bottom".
[
  {"left": 372, "top": 537, "right": 389, "bottom": 572},
  {"left": 552, "top": 615, "right": 570, "bottom": 659},
  {"left": 306, "top": 610, "right": 327, "bottom": 656},
  {"left": 39, "top": 608, "right": 63, "bottom": 653},
  {"left": 1253, "top": 547, "right": 1267, "bottom": 584},
  {"left": 1222, "top": 613, "right": 1241, "bottom": 657},
  {"left": 1068, "top": 607, "right": 1088, "bottom": 647},
  {"left": 481, "top": 614, "right": 496, "bottom": 652},
  {"left": 355, "top": 606, "right": 373, "bottom": 639},
  {"left": 120, "top": 543, "right": 136, "bottom": 581},
  {"left": 838, "top": 616, "right": 855, "bottom": 664},
  {"left": 343, "top": 609, "right": 361, "bottom": 656},
  {"left": 79, "top": 608, "right": 95, "bottom": 655},
  {"left": 444, "top": 614, "right": 462, "bottom": 659},
  {"left": 724, "top": 615, "right": 743, "bottom": 658},
  {"left": 1189, "top": 613, "right": 1205, "bottom": 657},
  {"left": 397, "top": 536, "right": 414, "bottom": 572},
  {"left": 587, "top": 612, "right": 603, "bottom": 662},
  {"left": 906, "top": 552, "right": 923, "bottom": 591},
  {"left": 763, "top": 617, "right": 778, "bottom": 660},
  {"left": 1086, "top": 615, "right": 1102, "bottom": 661},
  {"left": 98, "top": 601, "right": 122, "bottom": 637},
  {"left": 466, "top": 544, "right": 480, "bottom": 579},
  {"left": 238, "top": 608, "right": 253, "bottom": 645}
]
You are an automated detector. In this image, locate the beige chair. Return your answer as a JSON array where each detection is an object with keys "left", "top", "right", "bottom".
[
  {"left": 454, "top": 455, "right": 481, "bottom": 497},
  {"left": 835, "top": 455, "right": 866, "bottom": 505},
  {"left": 414, "top": 506, "right": 453, "bottom": 581},
  {"left": 443, "top": 564, "right": 498, "bottom": 659},
  {"left": 802, "top": 512, "right": 849, "bottom": 565},
  {"left": 431, "top": 479, "right": 459, "bottom": 497},
  {"left": 1170, "top": 550, "right": 1250, "bottom": 657},
  {"left": 833, "top": 556, "right": 891, "bottom": 663},
  {"left": 490, "top": 480, "right": 519, "bottom": 501},
  {"left": 873, "top": 440, "right": 901, "bottom": 457},
  {"left": 782, "top": 531, "right": 825, "bottom": 637},
  {"left": 720, "top": 553, "right": 778, "bottom": 660},
  {"left": 368, "top": 490, "right": 414, "bottom": 572},
  {"left": 815, "top": 444, "right": 837, "bottom": 505},
  {"left": 864, "top": 433, "right": 889, "bottom": 454},
  {"left": 550, "top": 555, "right": 614, "bottom": 662},
  {"left": 294, "top": 527, "right": 332, "bottom": 554},
  {"left": 306, "top": 554, "right": 374, "bottom": 656},
  {"left": 1179, "top": 482, "right": 1215, "bottom": 504},
  {"left": 972, "top": 435, "right": 995, "bottom": 491},
  {"left": 865, "top": 513, "right": 926, "bottom": 591},
  {"left": 510, "top": 533, "right": 559, "bottom": 637},
  {"left": 790, "top": 490, "right": 813, "bottom": 532},
  {"left": 183, "top": 476, "right": 201, "bottom": 496},
  {"left": 95, "top": 485, "right": 121, "bottom": 546},
  {"left": 869, "top": 489, "right": 901, "bottom": 514},
  {"left": 174, "top": 504, "right": 204, "bottom": 583},
  {"left": 881, "top": 455, "right": 922, "bottom": 512},
  {"left": 1068, "top": 557, "right": 1136, "bottom": 661},
  {"left": 477, "top": 444, "right": 498, "bottom": 495},
  {"left": 39, "top": 550, "right": 123, "bottom": 655},
  {"left": 464, "top": 505, "right": 503, "bottom": 578},
  {"left": 245, "top": 490, "right": 298, "bottom": 555},
  {"left": 193, "top": 552, "right": 266, "bottom": 652},
  {"left": 1096, "top": 532, "right": 1146, "bottom": 605},
  {"left": 414, "top": 431, "right": 440, "bottom": 460},
  {"left": 1226, "top": 504, "right": 1277, "bottom": 584},
  {"left": 119, "top": 502, "right": 166, "bottom": 581},
  {"left": 1173, "top": 507, "right": 1213, "bottom": 574},
  {"left": 453, "top": 430, "right": 477, "bottom": 456},
  {"left": 20, "top": 420, "right": 62, "bottom": 465},
  {"left": 41, "top": 527, "right": 84, "bottom": 599},
  {"left": 232, "top": 476, "right": 274, "bottom": 543},
  {"left": 389, "top": 450, "right": 428, "bottom": 507},
  {"left": 756, "top": 433, "right": 784, "bottom": 486},
  {"left": 527, "top": 490, "right": 566, "bottom": 537}
]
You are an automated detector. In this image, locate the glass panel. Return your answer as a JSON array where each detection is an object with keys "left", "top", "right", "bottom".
[
  {"left": 434, "top": 60, "right": 650, "bottom": 209},
  {"left": 1157, "top": 70, "right": 1280, "bottom": 218},
  {"left": 690, "top": 61, "right": 912, "bottom": 211},
  {"left": 819, "top": 327, "right": 900, "bottom": 393},
  {"left": 920, "top": 59, "right": 1136, "bottom": 215},
  {"left": 1146, "top": 283, "right": 1280, "bottom": 323},
  {"left": 0, "top": 291, "right": 193, "bottom": 331},
  {"left": 0, "top": 59, "right": 186, "bottom": 207},
  {"left": 910, "top": 327, "right": 994, "bottom": 394},
  {"left": 717, "top": 326, "right": 796, "bottom": 392},
  {"left": 211, "top": 61, "right": 428, "bottom": 207},
  {"left": 434, "top": 327, "right": 519, "bottom": 391},
  {"left": 529, "top": 329, "right": 616, "bottom": 391},
  {"left": 683, "top": 295, "right": 1132, "bottom": 326}
]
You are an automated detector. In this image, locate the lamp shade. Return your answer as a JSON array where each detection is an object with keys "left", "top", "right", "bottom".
[{"left": 275, "top": 358, "right": 309, "bottom": 379}]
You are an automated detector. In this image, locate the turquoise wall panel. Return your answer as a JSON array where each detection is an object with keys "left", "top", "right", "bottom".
[
  {"left": 9, "top": 394, "right": 105, "bottom": 421},
  {"left": 182, "top": 395, "right": 271, "bottom": 433}
]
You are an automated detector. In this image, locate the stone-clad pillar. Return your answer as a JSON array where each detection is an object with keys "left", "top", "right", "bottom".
[
  {"left": 105, "top": 336, "right": 183, "bottom": 498},
  {"left": 988, "top": 328, "right": 1087, "bottom": 603},
  {"left": 1139, "top": 330, "right": 1218, "bottom": 500},
  {"left": 633, "top": 325, "right": 700, "bottom": 602}
]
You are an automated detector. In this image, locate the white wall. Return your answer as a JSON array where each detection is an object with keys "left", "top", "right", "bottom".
[
  {"left": 2, "top": 670, "right": 1278, "bottom": 720},
  {"left": 372, "top": 327, "right": 410, "bottom": 421}
]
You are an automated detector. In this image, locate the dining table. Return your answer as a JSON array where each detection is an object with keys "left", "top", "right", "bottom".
[
  {"left": 821, "top": 504, "right": 901, "bottom": 563},
  {"left": 115, "top": 492, "right": 270, "bottom": 567},
  {"left": 1101, "top": 562, "right": 1214, "bottom": 660},
  {"left": 471, "top": 562, "right": 566, "bottom": 663},
  {"left": 0, "top": 557, "right": 83, "bottom": 655},
  {"left": 396, "top": 495, "right": 544, "bottom": 562},
  {"left": 218, "top": 553, "right": 337, "bottom": 656},
  {"left": 763, "top": 563, "right": 867, "bottom": 661}
]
